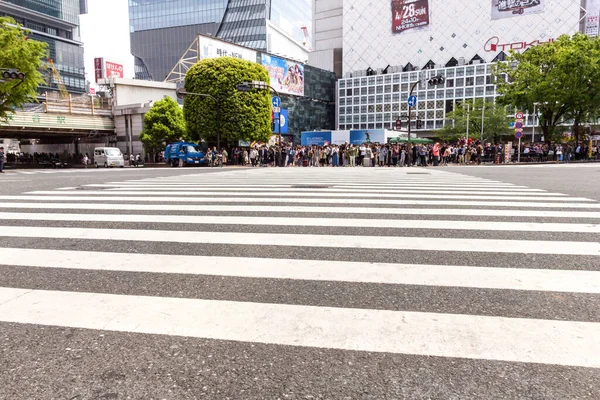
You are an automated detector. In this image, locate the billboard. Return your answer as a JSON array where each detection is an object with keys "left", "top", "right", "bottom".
[
  {"left": 391, "top": 0, "right": 430, "bottom": 34},
  {"left": 261, "top": 54, "right": 305, "bottom": 96},
  {"left": 491, "top": 0, "right": 545, "bottom": 20},
  {"left": 349, "top": 129, "right": 385, "bottom": 145},
  {"left": 199, "top": 36, "right": 257, "bottom": 62},
  {"left": 94, "top": 57, "right": 104, "bottom": 83},
  {"left": 105, "top": 61, "right": 124, "bottom": 78},
  {"left": 301, "top": 131, "right": 332, "bottom": 146}
]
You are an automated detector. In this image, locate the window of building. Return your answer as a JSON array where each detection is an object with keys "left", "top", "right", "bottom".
[
  {"left": 376, "top": 95, "right": 383, "bottom": 103},
  {"left": 384, "top": 85, "right": 391, "bottom": 93},
  {"left": 361, "top": 96, "right": 368, "bottom": 104},
  {"left": 368, "top": 86, "right": 375, "bottom": 94},
  {"left": 476, "top": 76, "right": 485, "bottom": 85},
  {"left": 465, "top": 77, "right": 474, "bottom": 86},
  {"left": 346, "top": 89, "right": 352, "bottom": 96}
]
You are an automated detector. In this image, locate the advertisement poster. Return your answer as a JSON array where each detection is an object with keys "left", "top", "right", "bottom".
[
  {"left": 199, "top": 36, "right": 257, "bottom": 62},
  {"left": 391, "top": 0, "right": 430, "bottom": 34},
  {"left": 301, "top": 131, "right": 332, "bottom": 146},
  {"left": 491, "top": 0, "right": 546, "bottom": 20},
  {"left": 349, "top": 130, "right": 385, "bottom": 145},
  {"left": 272, "top": 109, "right": 289, "bottom": 134},
  {"left": 261, "top": 54, "right": 305, "bottom": 96},
  {"left": 331, "top": 131, "right": 350, "bottom": 145}
]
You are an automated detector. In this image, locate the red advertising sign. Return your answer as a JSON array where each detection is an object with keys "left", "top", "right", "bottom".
[
  {"left": 391, "top": 0, "right": 430, "bottom": 34},
  {"left": 105, "top": 61, "right": 124, "bottom": 78},
  {"left": 89, "top": 87, "right": 96, "bottom": 95},
  {"left": 94, "top": 57, "right": 104, "bottom": 83}
]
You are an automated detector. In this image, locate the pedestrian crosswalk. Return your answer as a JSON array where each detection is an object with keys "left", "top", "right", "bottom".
[{"left": 0, "top": 167, "right": 599, "bottom": 396}]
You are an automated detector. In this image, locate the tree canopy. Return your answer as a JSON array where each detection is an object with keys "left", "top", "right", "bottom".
[
  {"left": 438, "top": 99, "right": 512, "bottom": 143},
  {"left": 183, "top": 57, "right": 272, "bottom": 144},
  {"left": 0, "top": 17, "right": 48, "bottom": 121},
  {"left": 494, "top": 33, "right": 600, "bottom": 143},
  {"left": 139, "top": 96, "right": 187, "bottom": 153}
]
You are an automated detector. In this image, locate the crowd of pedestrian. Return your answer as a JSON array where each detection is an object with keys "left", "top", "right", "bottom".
[{"left": 225, "top": 140, "right": 600, "bottom": 167}]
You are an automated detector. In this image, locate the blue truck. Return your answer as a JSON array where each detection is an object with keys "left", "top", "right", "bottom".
[{"left": 164, "top": 142, "right": 208, "bottom": 167}]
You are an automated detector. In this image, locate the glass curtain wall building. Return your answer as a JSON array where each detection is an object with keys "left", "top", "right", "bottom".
[
  {"left": 0, "top": 0, "right": 87, "bottom": 93},
  {"left": 129, "top": 0, "right": 311, "bottom": 81}
]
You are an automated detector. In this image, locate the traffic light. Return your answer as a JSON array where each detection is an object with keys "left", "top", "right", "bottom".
[
  {"left": 395, "top": 119, "right": 402, "bottom": 130},
  {"left": 416, "top": 120, "right": 423, "bottom": 129},
  {"left": 1, "top": 69, "right": 25, "bottom": 81},
  {"left": 427, "top": 75, "right": 445, "bottom": 86}
]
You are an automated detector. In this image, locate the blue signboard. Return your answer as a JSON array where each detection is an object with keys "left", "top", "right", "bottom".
[
  {"left": 301, "top": 131, "right": 332, "bottom": 146},
  {"left": 272, "top": 96, "right": 281, "bottom": 108},
  {"left": 408, "top": 96, "right": 417, "bottom": 107},
  {"left": 349, "top": 129, "right": 385, "bottom": 145},
  {"left": 273, "top": 108, "right": 288, "bottom": 134}
]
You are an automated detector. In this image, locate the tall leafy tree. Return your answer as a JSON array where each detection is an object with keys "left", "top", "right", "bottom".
[
  {"left": 183, "top": 57, "right": 271, "bottom": 144},
  {"left": 139, "top": 96, "right": 187, "bottom": 154},
  {"left": 438, "top": 99, "right": 512, "bottom": 143},
  {"left": 0, "top": 17, "right": 48, "bottom": 120},
  {"left": 494, "top": 33, "right": 600, "bottom": 143}
]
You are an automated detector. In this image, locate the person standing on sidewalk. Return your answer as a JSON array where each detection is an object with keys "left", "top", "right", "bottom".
[{"left": 0, "top": 146, "right": 5, "bottom": 173}]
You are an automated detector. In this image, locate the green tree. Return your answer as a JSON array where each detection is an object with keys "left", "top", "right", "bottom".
[
  {"left": 438, "top": 99, "right": 512, "bottom": 143},
  {"left": 494, "top": 33, "right": 600, "bottom": 143},
  {"left": 139, "top": 96, "right": 187, "bottom": 154},
  {"left": 0, "top": 17, "right": 48, "bottom": 120},
  {"left": 183, "top": 57, "right": 271, "bottom": 144}
]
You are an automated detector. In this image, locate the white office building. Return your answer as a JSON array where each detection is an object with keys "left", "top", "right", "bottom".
[{"left": 312, "top": 0, "right": 600, "bottom": 136}]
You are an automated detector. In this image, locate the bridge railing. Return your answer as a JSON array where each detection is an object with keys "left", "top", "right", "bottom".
[{"left": 31, "top": 92, "right": 113, "bottom": 116}]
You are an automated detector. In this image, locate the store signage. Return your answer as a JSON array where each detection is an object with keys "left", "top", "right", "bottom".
[
  {"left": 94, "top": 57, "right": 104, "bottom": 83},
  {"left": 484, "top": 36, "right": 555, "bottom": 52},
  {"left": 391, "top": 0, "right": 430, "bottom": 34},
  {"left": 105, "top": 61, "right": 124, "bottom": 78},
  {"left": 199, "top": 36, "right": 257, "bottom": 63}
]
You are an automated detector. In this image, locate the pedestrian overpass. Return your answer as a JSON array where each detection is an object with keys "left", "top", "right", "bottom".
[{"left": 0, "top": 93, "right": 115, "bottom": 139}]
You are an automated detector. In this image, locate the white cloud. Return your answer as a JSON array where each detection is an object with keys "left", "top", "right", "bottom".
[{"left": 79, "top": 0, "right": 134, "bottom": 87}]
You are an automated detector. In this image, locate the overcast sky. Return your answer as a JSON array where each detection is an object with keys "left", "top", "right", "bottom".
[{"left": 79, "top": 0, "right": 134, "bottom": 87}]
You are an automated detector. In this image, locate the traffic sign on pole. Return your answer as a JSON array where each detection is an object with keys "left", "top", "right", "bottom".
[
  {"left": 407, "top": 96, "right": 417, "bottom": 107},
  {"left": 515, "top": 122, "right": 523, "bottom": 129},
  {"left": 273, "top": 106, "right": 281, "bottom": 113},
  {"left": 272, "top": 96, "right": 281, "bottom": 108},
  {"left": 515, "top": 111, "right": 524, "bottom": 119},
  {"left": 515, "top": 131, "right": 523, "bottom": 139}
]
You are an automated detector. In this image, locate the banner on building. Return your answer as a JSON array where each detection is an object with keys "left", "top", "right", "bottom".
[
  {"left": 585, "top": 0, "right": 600, "bottom": 37},
  {"left": 199, "top": 36, "right": 257, "bottom": 62},
  {"left": 491, "top": 0, "right": 546, "bottom": 21},
  {"left": 301, "top": 131, "right": 332, "bottom": 146},
  {"left": 272, "top": 109, "right": 289, "bottom": 134},
  {"left": 261, "top": 54, "right": 305, "bottom": 96},
  {"left": 350, "top": 129, "right": 385, "bottom": 145},
  {"left": 331, "top": 131, "right": 350, "bottom": 145},
  {"left": 391, "top": 0, "right": 430, "bottom": 34}
]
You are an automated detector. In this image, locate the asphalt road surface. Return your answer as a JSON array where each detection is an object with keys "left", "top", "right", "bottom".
[{"left": 0, "top": 164, "right": 599, "bottom": 399}]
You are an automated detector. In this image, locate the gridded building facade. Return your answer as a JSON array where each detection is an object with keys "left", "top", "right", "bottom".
[
  {"left": 129, "top": 0, "right": 311, "bottom": 81},
  {"left": 337, "top": 64, "right": 506, "bottom": 132},
  {"left": 0, "top": 0, "right": 87, "bottom": 93}
]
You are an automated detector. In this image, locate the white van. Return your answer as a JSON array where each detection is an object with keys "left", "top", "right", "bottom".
[{"left": 94, "top": 147, "right": 124, "bottom": 168}]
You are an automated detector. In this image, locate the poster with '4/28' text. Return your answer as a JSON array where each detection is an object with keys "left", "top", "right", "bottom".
[{"left": 391, "top": 0, "right": 430, "bottom": 34}]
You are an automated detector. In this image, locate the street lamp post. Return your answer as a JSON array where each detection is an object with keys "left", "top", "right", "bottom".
[
  {"left": 236, "top": 81, "right": 283, "bottom": 167},
  {"left": 465, "top": 103, "right": 471, "bottom": 143},
  {"left": 480, "top": 100, "right": 485, "bottom": 142},
  {"left": 531, "top": 102, "right": 537, "bottom": 143},
  {"left": 175, "top": 87, "right": 221, "bottom": 151},
  {"left": 407, "top": 75, "right": 445, "bottom": 166}
]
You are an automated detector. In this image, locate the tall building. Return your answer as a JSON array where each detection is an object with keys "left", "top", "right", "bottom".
[
  {"left": 328, "top": 0, "right": 599, "bottom": 136},
  {"left": 0, "top": 0, "right": 88, "bottom": 94},
  {"left": 129, "top": 0, "right": 312, "bottom": 81}
]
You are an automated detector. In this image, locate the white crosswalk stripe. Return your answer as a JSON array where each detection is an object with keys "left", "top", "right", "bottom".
[{"left": 0, "top": 167, "right": 599, "bottom": 375}]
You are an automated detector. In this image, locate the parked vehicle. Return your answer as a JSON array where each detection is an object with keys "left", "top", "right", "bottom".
[
  {"left": 94, "top": 147, "right": 124, "bottom": 168},
  {"left": 164, "top": 142, "right": 207, "bottom": 167}
]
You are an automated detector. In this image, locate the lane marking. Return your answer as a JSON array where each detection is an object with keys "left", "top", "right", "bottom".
[
  {"left": 0, "top": 212, "right": 599, "bottom": 233},
  {"left": 0, "top": 287, "right": 598, "bottom": 367},
  {"left": 1, "top": 202, "right": 600, "bottom": 218},
  {"left": 1, "top": 226, "right": 599, "bottom": 255},
  {"left": 1, "top": 196, "right": 599, "bottom": 208},
  {"left": 23, "top": 191, "right": 593, "bottom": 202},
  {"left": 2, "top": 248, "right": 598, "bottom": 293}
]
